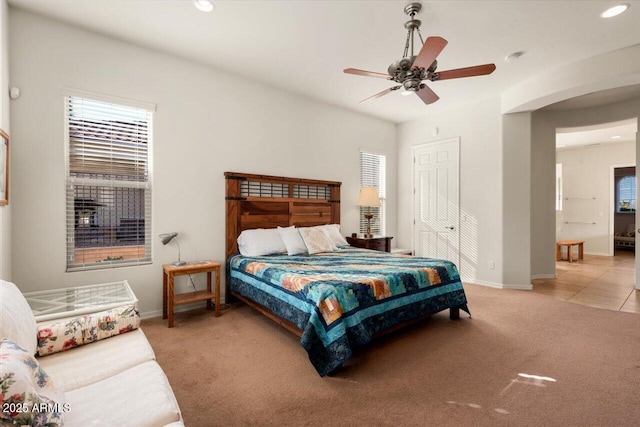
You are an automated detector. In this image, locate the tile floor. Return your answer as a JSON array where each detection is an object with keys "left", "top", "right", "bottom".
[{"left": 532, "top": 249, "right": 639, "bottom": 313}]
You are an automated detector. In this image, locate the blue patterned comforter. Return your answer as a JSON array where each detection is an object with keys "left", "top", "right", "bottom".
[{"left": 229, "top": 247, "right": 469, "bottom": 376}]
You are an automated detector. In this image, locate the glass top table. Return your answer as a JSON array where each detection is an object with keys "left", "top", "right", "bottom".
[{"left": 23, "top": 280, "right": 138, "bottom": 322}]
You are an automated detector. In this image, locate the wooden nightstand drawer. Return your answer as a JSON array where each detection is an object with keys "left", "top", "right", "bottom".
[
  {"left": 346, "top": 236, "right": 393, "bottom": 252},
  {"left": 367, "top": 239, "right": 387, "bottom": 251}
]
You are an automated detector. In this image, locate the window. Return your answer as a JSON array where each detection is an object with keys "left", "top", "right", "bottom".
[
  {"left": 617, "top": 175, "right": 636, "bottom": 213},
  {"left": 556, "top": 163, "right": 563, "bottom": 211},
  {"left": 65, "top": 95, "right": 153, "bottom": 271},
  {"left": 359, "top": 150, "right": 386, "bottom": 235}
]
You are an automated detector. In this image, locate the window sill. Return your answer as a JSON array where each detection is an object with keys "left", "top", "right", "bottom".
[{"left": 67, "top": 259, "right": 152, "bottom": 272}]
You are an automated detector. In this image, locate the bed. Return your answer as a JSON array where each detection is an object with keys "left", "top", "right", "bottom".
[{"left": 225, "top": 172, "right": 470, "bottom": 376}]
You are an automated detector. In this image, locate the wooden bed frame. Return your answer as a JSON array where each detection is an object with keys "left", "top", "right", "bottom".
[
  {"left": 224, "top": 171, "right": 460, "bottom": 339},
  {"left": 225, "top": 171, "right": 341, "bottom": 336}
]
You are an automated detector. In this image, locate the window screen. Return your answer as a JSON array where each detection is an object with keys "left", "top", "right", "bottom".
[
  {"left": 65, "top": 96, "right": 153, "bottom": 271},
  {"left": 359, "top": 150, "right": 386, "bottom": 235}
]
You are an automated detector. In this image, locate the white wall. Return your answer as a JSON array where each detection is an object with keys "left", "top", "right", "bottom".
[
  {"left": 8, "top": 9, "right": 397, "bottom": 316},
  {"left": 502, "top": 112, "right": 532, "bottom": 287},
  {"left": 530, "top": 111, "right": 557, "bottom": 278},
  {"left": 0, "top": 0, "right": 10, "bottom": 281},
  {"left": 556, "top": 141, "right": 635, "bottom": 256},
  {"left": 531, "top": 98, "right": 640, "bottom": 277},
  {"left": 397, "top": 96, "right": 504, "bottom": 287}
]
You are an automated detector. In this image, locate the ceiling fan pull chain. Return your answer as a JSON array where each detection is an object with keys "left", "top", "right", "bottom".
[
  {"left": 410, "top": 26, "right": 415, "bottom": 57},
  {"left": 416, "top": 26, "right": 425, "bottom": 46},
  {"left": 402, "top": 30, "right": 411, "bottom": 59}
]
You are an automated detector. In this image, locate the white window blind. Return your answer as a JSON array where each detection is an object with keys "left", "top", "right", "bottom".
[
  {"left": 359, "top": 150, "right": 386, "bottom": 235},
  {"left": 65, "top": 96, "right": 153, "bottom": 271}
]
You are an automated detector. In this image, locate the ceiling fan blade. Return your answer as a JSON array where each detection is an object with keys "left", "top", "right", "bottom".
[
  {"left": 431, "top": 63, "right": 496, "bottom": 81},
  {"left": 360, "top": 86, "right": 401, "bottom": 104},
  {"left": 413, "top": 36, "right": 448, "bottom": 70},
  {"left": 415, "top": 84, "right": 439, "bottom": 105},
  {"left": 344, "top": 68, "right": 390, "bottom": 79}
]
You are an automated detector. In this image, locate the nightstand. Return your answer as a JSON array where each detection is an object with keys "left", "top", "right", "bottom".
[
  {"left": 346, "top": 236, "right": 393, "bottom": 252},
  {"left": 162, "top": 260, "right": 220, "bottom": 328}
]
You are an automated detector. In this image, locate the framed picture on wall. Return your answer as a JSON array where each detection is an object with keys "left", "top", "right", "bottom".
[{"left": 0, "top": 129, "right": 8, "bottom": 206}]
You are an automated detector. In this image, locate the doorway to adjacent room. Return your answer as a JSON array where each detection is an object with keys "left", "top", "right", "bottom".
[{"left": 534, "top": 119, "right": 638, "bottom": 312}]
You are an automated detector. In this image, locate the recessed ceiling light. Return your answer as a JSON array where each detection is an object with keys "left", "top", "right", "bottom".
[
  {"left": 601, "top": 4, "right": 629, "bottom": 18},
  {"left": 194, "top": 0, "right": 214, "bottom": 13},
  {"left": 611, "top": 135, "right": 621, "bottom": 139}
]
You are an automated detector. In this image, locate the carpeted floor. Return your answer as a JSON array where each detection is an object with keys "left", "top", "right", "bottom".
[{"left": 142, "top": 284, "right": 640, "bottom": 426}]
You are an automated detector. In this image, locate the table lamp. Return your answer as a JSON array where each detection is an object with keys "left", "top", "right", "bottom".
[
  {"left": 160, "top": 232, "right": 186, "bottom": 266},
  {"left": 357, "top": 187, "right": 381, "bottom": 238}
]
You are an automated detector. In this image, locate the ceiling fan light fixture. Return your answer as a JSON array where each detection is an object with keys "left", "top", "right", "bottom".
[
  {"left": 194, "top": 0, "right": 214, "bottom": 13},
  {"left": 600, "top": 4, "right": 629, "bottom": 18},
  {"left": 343, "top": 3, "right": 496, "bottom": 106},
  {"left": 403, "top": 78, "right": 422, "bottom": 91}
]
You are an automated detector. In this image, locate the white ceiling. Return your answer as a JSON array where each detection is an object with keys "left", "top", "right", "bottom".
[
  {"left": 550, "top": 85, "right": 640, "bottom": 149},
  {"left": 556, "top": 118, "right": 638, "bottom": 150},
  {"left": 8, "top": 0, "right": 640, "bottom": 123},
  {"left": 546, "top": 84, "right": 640, "bottom": 111}
]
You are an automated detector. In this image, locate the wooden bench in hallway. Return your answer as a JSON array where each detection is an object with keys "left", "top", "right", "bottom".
[{"left": 556, "top": 239, "right": 585, "bottom": 263}]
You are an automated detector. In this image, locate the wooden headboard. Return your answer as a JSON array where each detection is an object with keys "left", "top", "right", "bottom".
[{"left": 225, "top": 172, "right": 341, "bottom": 262}]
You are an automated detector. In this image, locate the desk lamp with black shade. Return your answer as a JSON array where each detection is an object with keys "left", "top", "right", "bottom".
[{"left": 159, "top": 232, "right": 186, "bottom": 266}]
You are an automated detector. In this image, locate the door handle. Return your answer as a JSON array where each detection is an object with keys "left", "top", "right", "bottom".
[{"left": 446, "top": 226, "right": 455, "bottom": 230}]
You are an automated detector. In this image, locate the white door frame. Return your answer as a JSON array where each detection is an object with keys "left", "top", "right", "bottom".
[
  {"left": 609, "top": 163, "right": 635, "bottom": 257},
  {"left": 411, "top": 137, "right": 461, "bottom": 265},
  {"left": 636, "top": 128, "right": 640, "bottom": 290}
]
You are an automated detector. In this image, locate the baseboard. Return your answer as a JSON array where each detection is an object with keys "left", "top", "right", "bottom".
[
  {"left": 585, "top": 251, "right": 611, "bottom": 257},
  {"left": 470, "top": 279, "right": 533, "bottom": 291},
  {"left": 140, "top": 302, "right": 207, "bottom": 320},
  {"left": 470, "top": 279, "right": 504, "bottom": 289},
  {"left": 141, "top": 309, "right": 162, "bottom": 320},
  {"left": 531, "top": 274, "right": 556, "bottom": 280}
]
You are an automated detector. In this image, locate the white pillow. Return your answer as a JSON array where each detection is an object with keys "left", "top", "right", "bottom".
[
  {"left": 0, "top": 280, "right": 37, "bottom": 355},
  {"left": 317, "top": 224, "right": 349, "bottom": 247},
  {"left": 237, "top": 228, "right": 287, "bottom": 256},
  {"left": 277, "top": 226, "right": 308, "bottom": 255},
  {"left": 299, "top": 227, "right": 337, "bottom": 254}
]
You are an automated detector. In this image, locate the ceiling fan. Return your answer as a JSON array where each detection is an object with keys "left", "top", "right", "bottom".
[{"left": 344, "top": 2, "right": 496, "bottom": 105}]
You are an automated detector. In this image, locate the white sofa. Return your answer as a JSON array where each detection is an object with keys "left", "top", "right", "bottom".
[{"left": 0, "top": 280, "right": 184, "bottom": 426}]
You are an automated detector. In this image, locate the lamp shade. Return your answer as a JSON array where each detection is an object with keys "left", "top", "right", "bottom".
[
  {"left": 160, "top": 232, "right": 178, "bottom": 245},
  {"left": 356, "top": 187, "right": 381, "bottom": 207}
]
